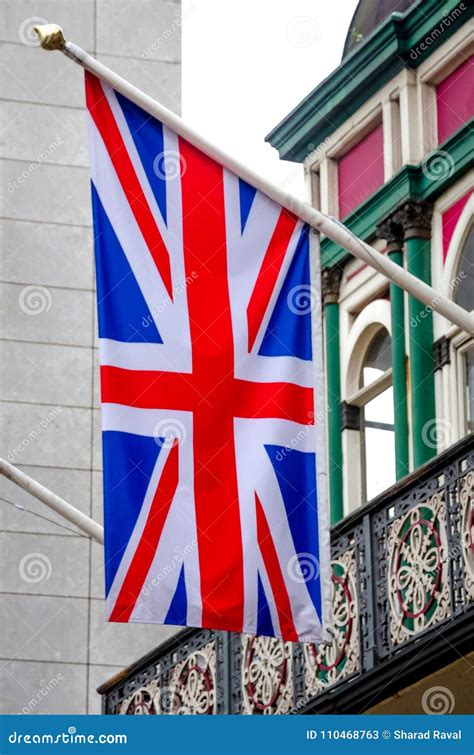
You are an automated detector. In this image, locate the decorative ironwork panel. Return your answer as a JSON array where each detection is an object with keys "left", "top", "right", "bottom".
[
  {"left": 460, "top": 471, "right": 474, "bottom": 602},
  {"left": 241, "top": 636, "right": 294, "bottom": 715},
  {"left": 104, "top": 630, "right": 224, "bottom": 715},
  {"left": 387, "top": 494, "right": 450, "bottom": 645},
  {"left": 373, "top": 439, "right": 474, "bottom": 658},
  {"left": 105, "top": 663, "right": 161, "bottom": 715},
  {"left": 119, "top": 679, "right": 160, "bottom": 715},
  {"left": 303, "top": 549, "right": 359, "bottom": 696},
  {"left": 165, "top": 640, "right": 217, "bottom": 714}
]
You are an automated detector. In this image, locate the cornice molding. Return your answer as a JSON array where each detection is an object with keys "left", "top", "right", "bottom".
[{"left": 266, "top": 0, "right": 472, "bottom": 163}]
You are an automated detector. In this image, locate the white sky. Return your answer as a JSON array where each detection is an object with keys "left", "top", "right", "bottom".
[{"left": 182, "top": 0, "right": 359, "bottom": 197}]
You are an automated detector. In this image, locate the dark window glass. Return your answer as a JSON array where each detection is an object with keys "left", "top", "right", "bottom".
[{"left": 455, "top": 226, "right": 474, "bottom": 313}]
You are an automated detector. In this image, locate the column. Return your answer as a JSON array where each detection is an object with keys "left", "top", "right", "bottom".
[
  {"left": 376, "top": 216, "right": 410, "bottom": 479},
  {"left": 321, "top": 266, "right": 344, "bottom": 525},
  {"left": 396, "top": 200, "right": 437, "bottom": 467}
]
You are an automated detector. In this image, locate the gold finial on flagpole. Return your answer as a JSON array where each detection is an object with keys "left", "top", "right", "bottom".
[{"left": 33, "top": 23, "right": 66, "bottom": 50}]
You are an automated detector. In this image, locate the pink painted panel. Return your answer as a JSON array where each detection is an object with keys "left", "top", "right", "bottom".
[
  {"left": 337, "top": 124, "right": 384, "bottom": 219},
  {"left": 442, "top": 191, "right": 472, "bottom": 262},
  {"left": 437, "top": 56, "right": 474, "bottom": 144}
]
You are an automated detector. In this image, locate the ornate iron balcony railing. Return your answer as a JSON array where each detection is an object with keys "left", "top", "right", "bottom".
[{"left": 99, "top": 435, "right": 474, "bottom": 714}]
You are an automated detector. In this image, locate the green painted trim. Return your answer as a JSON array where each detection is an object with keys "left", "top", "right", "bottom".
[
  {"left": 388, "top": 250, "right": 410, "bottom": 479},
  {"left": 320, "top": 121, "right": 473, "bottom": 269},
  {"left": 406, "top": 236, "right": 437, "bottom": 467},
  {"left": 266, "top": 0, "right": 472, "bottom": 162},
  {"left": 325, "top": 301, "right": 344, "bottom": 524}
]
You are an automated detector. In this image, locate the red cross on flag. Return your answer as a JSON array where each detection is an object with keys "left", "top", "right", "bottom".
[{"left": 86, "top": 70, "right": 331, "bottom": 643}]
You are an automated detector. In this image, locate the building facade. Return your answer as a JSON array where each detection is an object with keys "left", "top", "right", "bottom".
[
  {"left": 97, "top": 0, "right": 473, "bottom": 715},
  {"left": 0, "top": 0, "right": 181, "bottom": 714}
]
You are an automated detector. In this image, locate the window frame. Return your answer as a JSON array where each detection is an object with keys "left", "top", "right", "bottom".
[
  {"left": 417, "top": 25, "right": 473, "bottom": 151},
  {"left": 342, "top": 301, "right": 393, "bottom": 514},
  {"left": 353, "top": 327, "right": 394, "bottom": 505},
  {"left": 433, "top": 192, "right": 474, "bottom": 449}
]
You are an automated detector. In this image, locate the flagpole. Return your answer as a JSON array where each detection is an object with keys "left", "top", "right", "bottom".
[
  {"left": 34, "top": 24, "right": 474, "bottom": 335},
  {"left": 0, "top": 458, "right": 104, "bottom": 543}
]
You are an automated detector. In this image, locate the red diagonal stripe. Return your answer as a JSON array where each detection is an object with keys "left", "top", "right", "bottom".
[
  {"left": 85, "top": 71, "right": 173, "bottom": 298},
  {"left": 255, "top": 494, "right": 298, "bottom": 642},
  {"left": 246, "top": 210, "right": 298, "bottom": 353},
  {"left": 109, "top": 441, "right": 179, "bottom": 622}
]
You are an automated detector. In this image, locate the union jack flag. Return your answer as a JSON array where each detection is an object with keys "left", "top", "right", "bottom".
[{"left": 86, "top": 71, "right": 330, "bottom": 642}]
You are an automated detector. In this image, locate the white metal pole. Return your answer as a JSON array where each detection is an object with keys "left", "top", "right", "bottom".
[
  {"left": 34, "top": 24, "right": 474, "bottom": 335},
  {"left": 0, "top": 458, "right": 104, "bottom": 544}
]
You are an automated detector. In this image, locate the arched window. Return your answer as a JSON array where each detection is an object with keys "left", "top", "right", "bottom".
[
  {"left": 358, "top": 328, "right": 395, "bottom": 500},
  {"left": 359, "top": 328, "right": 392, "bottom": 388},
  {"left": 454, "top": 225, "right": 473, "bottom": 312},
  {"left": 454, "top": 224, "right": 474, "bottom": 434},
  {"left": 343, "top": 300, "right": 397, "bottom": 512}
]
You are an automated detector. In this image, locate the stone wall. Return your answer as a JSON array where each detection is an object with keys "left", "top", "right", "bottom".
[{"left": 0, "top": 0, "right": 181, "bottom": 714}]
